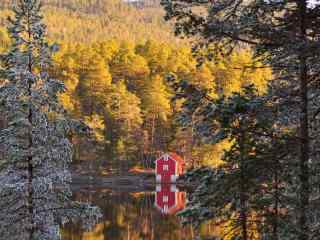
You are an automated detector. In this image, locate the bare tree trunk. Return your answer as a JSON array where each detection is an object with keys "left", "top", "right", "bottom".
[
  {"left": 27, "top": 9, "right": 34, "bottom": 240},
  {"left": 298, "top": 1, "right": 309, "bottom": 239},
  {"left": 127, "top": 223, "right": 130, "bottom": 240},
  {"left": 240, "top": 177, "right": 248, "bottom": 240},
  {"left": 239, "top": 131, "right": 248, "bottom": 240},
  {"left": 151, "top": 114, "right": 156, "bottom": 148},
  {"left": 272, "top": 165, "right": 279, "bottom": 240},
  {"left": 190, "top": 226, "right": 194, "bottom": 239}
]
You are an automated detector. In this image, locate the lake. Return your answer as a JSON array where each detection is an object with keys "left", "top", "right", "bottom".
[{"left": 62, "top": 184, "right": 219, "bottom": 240}]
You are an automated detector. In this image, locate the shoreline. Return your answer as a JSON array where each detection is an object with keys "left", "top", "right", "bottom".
[{"left": 71, "top": 173, "right": 193, "bottom": 191}]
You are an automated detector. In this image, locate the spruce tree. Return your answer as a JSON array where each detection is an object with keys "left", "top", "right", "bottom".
[{"left": 0, "top": 1, "right": 100, "bottom": 239}]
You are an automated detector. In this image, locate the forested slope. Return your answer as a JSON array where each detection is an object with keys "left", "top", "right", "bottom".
[
  {"left": 0, "top": 0, "right": 271, "bottom": 170},
  {"left": 0, "top": 0, "right": 175, "bottom": 43}
]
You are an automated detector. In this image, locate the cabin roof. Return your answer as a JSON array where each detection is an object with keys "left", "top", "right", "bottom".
[
  {"left": 155, "top": 153, "right": 185, "bottom": 165},
  {"left": 169, "top": 152, "right": 185, "bottom": 165}
]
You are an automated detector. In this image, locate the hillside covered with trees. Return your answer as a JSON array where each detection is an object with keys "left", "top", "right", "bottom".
[
  {"left": 51, "top": 41, "right": 270, "bottom": 169},
  {"left": 0, "top": 0, "right": 176, "bottom": 43},
  {"left": 4, "top": 0, "right": 320, "bottom": 239},
  {"left": 0, "top": 0, "right": 271, "bottom": 172}
]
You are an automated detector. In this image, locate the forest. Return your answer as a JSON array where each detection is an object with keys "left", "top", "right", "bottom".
[
  {"left": 0, "top": 0, "right": 176, "bottom": 43},
  {"left": 1, "top": 0, "right": 320, "bottom": 240},
  {"left": 0, "top": 0, "right": 270, "bottom": 171}
]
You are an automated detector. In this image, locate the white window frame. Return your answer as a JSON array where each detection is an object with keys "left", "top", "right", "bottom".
[
  {"left": 156, "top": 174, "right": 161, "bottom": 182},
  {"left": 163, "top": 164, "right": 169, "bottom": 171}
]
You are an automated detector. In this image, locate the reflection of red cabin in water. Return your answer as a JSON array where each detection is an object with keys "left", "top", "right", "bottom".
[
  {"left": 155, "top": 184, "right": 186, "bottom": 215},
  {"left": 155, "top": 153, "right": 185, "bottom": 183}
]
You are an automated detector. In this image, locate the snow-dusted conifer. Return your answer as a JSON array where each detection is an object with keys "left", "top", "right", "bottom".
[
  {"left": 0, "top": 1, "right": 101, "bottom": 239},
  {"left": 172, "top": 80, "right": 292, "bottom": 239},
  {"left": 162, "top": 1, "right": 320, "bottom": 239}
]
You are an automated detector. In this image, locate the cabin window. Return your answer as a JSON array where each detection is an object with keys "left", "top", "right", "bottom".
[
  {"left": 163, "top": 164, "right": 169, "bottom": 171},
  {"left": 163, "top": 195, "right": 168, "bottom": 202}
]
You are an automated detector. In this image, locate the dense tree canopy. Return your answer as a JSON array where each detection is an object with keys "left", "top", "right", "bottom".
[
  {"left": 0, "top": 1, "right": 272, "bottom": 171},
  {"left": 161, "top": 0, "right": 320, "bottom": 239},
  {"left": 48, "top": 39, "right": 271, "bottom": 170},
  {"left": 0, "top": 0, "right": 176, "bottom": 43}
]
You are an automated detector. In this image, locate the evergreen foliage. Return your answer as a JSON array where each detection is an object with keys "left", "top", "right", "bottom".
[
  {"left": 173, "top": 81, "right": 294, "bottom": 239},
  {"left": 0, "top": 1, "right": 100, "bottom": 239},
  {"left": 47, "top": 39, "right": 270, "bottom": 168},
  {"left": 0, "top": 0, "right": 176, "bottom": 43},
  {"left": 162, "top": 0, "right": 320, "bottom": 239}
]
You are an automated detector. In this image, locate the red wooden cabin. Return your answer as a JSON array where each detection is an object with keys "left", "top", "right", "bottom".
[
  {"left": 155, "top": 184, "right": 186, "bottom": 215},
  {"left": 155, "top": 153, "right": 185, "bottom": 183}
]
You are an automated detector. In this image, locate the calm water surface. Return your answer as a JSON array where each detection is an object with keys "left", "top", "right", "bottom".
[{"left": 62, "top": 185, "right": 218, "bottom": 240}]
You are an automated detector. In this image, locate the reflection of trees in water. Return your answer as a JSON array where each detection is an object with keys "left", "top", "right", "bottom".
[{"left": 63, "top": 190, "right": 217, "bottom": 240}]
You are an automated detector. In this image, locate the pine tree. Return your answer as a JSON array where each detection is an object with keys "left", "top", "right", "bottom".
[
  {"left": 110, "top": 42, "right": 150, "bottom": 92},
  {"left": 0, "top": 1, "right": 100, "bottom": 239},
  {"left": 142, "top": 74, "right": 172, "bottom": 154},
  {"left": 136, "top": 40, "right": 172, "bottom": 75},
  {"left": 173, "top": 82, "right": 290, "bottom": 239},
  {"left": 52, "top": 52, "right": 80, "bottom": 115},
  {"left": 78, "top": 51, "right": 112, "bottom": 115},
  {"left": 105, "top": 80, "right": 143, "bottom": 163},
  {"left": 0, "top": 27, "right": 10, "bottom": 53},
  {"left": 162, "top": 1, "right": 320, "bottom": 239}
]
